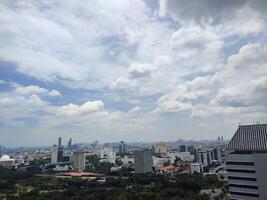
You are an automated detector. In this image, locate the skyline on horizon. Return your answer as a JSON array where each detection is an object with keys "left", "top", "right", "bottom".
[{"left": 0, "top": 0, "right": 267, "bottom": 147}]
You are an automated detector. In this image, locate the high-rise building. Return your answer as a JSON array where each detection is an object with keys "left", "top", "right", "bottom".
[
  {"left": 72, "top": 150, "right": 85, "bottom": 171},
  {"left": 57, "top": 146, "right": 64, "bottom": 163},
  {"left": 210, "top": 148, "right": 222, "bottom": 162},
  {"left": 51, "top": 145, "right": 58, "bottom": 164},
  {"left": 226, "top": 124, "right": 267, "bottom": 200},
  {"left": 119, "top": 141, "right": 127, "bottom": 155},
  {"left": 153, "top": 142, "right": 167, "bottom": 155},
  {"left": 179, "top": 145, "right": 187, "bottom": 152},
  {"left": 197, "top": 149, "right": 212, "bottom": 166},
  {"left": 134, "top": 149, "right": 153, "bottom": 173},
  {"left": 58, "top": 137, "right": 62, "bottom": 146},
  {"left": 67, "top": 138, "right": 72, "bottom": 149},
  {"left": 51, "top": 145, "right": 64, "bottom": 164}
]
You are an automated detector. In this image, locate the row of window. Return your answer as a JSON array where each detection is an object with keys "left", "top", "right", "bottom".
[
  {"left": 228, "top": 176, "right": 257, "bottom": 181},
  {"left": 227, "top": 169, "right": 255, "bottom": 173},
  {"left": 226, "top": 161, "right": 254, "bottom": 166},
  {"left": 230, "top": 191, "right": 259, "bottom": 197},
  {"left": 229, "top": 183, "right": 258, "bottom": 189}
]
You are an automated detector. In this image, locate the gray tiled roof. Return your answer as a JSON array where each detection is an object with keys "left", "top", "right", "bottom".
[{"left": 227, "top": 124, "right": 267, "bottom": 150}]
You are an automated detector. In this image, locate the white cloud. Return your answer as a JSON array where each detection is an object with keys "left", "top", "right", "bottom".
[
  {"left": 48, "top": 89, "right": 61, "bottom": 97},
  {"left": 15, "top": 85, "right": 48, "bottom": 95},
  {"left": 128, "top": 63, "right": 157, "bottom": 79},
  {"left": 0, "top": 79, "right": 6, "bottom": 84},
  {"left": 57, "top": 100, "right": 104, "bottom": 116},
  {"left": 129, "top": 106, "right": 141, "bottom": 113},
  {"left": 156, "top": 43, "right": 267, "bottom": 118},
  {"left": 170, "top": 27, "right": 224, "bottom": 72},
  {"left": 156, "top": 101, "right": 192, "bottom": 114},
  {"left": 110, "top": 77, "right": 137, "bottom": 90}
]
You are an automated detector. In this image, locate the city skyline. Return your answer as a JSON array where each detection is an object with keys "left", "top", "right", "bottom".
[{"left": 1, "top": 0, "right": 267, "bottom": 146}]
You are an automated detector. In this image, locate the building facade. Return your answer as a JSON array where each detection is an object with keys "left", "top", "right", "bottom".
[
  {"left": 134, "top": 150, "right": 153, "bottom": 173},
  {"left": 226, "top": 124, "right": 267, "bottom": 200},
  {"left": 72, "top": 150, "right": 85, "bottom": 171}
]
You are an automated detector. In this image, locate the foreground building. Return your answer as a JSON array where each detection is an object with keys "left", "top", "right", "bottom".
[
  {"left": 226, "top": 124, "right": 267, "bottom": 200},
  {"left": 134, "top": 150, "right": 153, "bottom": 173}
]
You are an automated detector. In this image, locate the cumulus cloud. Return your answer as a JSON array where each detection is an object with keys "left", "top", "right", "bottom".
[
  {"left": 13, "top": 84, "right": 61, "bottom": 97},
  {"left": 0, "top": 79, "right": 6, "bottom": 84},
  {"left": 159, "top": 0, "right": 266, "bottom": 36},
  {"left": 15, "top": 85, "right": 48, "bottom": 95},
  {"left": 48, "top": 89, "right": 61, "bottom": 97},
  {"left": 128, "top": 63, "right": 157, "bottom": 79},
  {"left": 170, "top": 27, "right": 224, "bottom": 71},
  {"left": 156, "top": 101, "right": 192, "bottom": 114},
  {"left": 156, "top": 42, "right": 267, "bottom": 117},
  {"left": 129, "top": 106, "right": 141, "bottom": 113},
  {"left": 57, "top": 100, "right": 104, "bottom": 116}
]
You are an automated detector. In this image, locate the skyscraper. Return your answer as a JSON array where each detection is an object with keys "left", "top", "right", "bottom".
[
  {"left": 68, "top": 138, "right": 72, "bottom": 149},
  {"left": 179, "top": 144, "right": 187, "bottom": 152},
  {"left": 134, "top": 149, "right": 153, "bottom": 174},
  {"left": 51, "top": 145, "right": 64, "bottom": 164},
  {"left": 51, "top": 145, "right": 58, "bottom": 164},
  {"left": 58, "top": 137, "right": 62, "bottom": 146},
  {"left": 119, "top": 141, "right": 126, "bottom": 155},
  {"left": 226, "top": 124, "right": 267, "bottom": 200},
  {"left": 72, "top": 150, "right": 85, "bottom": 171}
]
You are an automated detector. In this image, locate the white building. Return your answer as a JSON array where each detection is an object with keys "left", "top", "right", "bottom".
[
  {"left": 198, "top": 149, "right": 212, "bottom": 166},
  {"left": 0, "top": 155, "right": 14, "bottom": 167},
  {"left": 100, "top": 147, "right": 116, "bottom": 164},
  {"left": 72, "top": 150, "right": 85, "bottom": 171},
  {"left": 153, "top": 156, "right": 171, "bottom": 169},
  {"left": 51, "top": 145, "right": 58, "bottom": 164},
  {"left": 190, "top": 163, "right": 203, "bottom": 174},
  {"left": 168, "top": 152, "right": 194, "bottom": 164}
]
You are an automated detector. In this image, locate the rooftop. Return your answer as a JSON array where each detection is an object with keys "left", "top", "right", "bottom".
[{"left": 227, "top": 124, "right": 267, "bottom": 151}]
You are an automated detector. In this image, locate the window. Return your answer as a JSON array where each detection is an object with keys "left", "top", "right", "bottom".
[
  {"left": 227, "top": 169, "right": 255, "bottom": 173},
  {"left": 228, "top": 176, "right": 256, "bottom": 181},
  {"left": 226, "top": 161, "right": 254, "bottom": 166}
]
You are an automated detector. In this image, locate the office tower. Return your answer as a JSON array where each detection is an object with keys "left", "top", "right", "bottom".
[
  {"left": 210, "top": 148, "right": 222, "bottom": 162},
  {"left": 218, "top": 136, "right": 221, "bottom": 141},
  {"left": 72, "top": 150, "right": 85, "bottom": 171},
  {"left": 51, "top": 145, "right": 58, "bottom": 164},
  {"left": 153, "top": 142, "right": 167, "bottom": 155},
  {"left": 68, "top": 138, "right": 72, "bottom": 149},
  {"left": 57, "top": 146, "right": 64, "bottom": 162},
  {"left": 197, "top": 149, "right": 212, "bottom": 166},
  {"left": 58, "top": 137, "right": 62, "bottom": 146},
  {"left": 51, "top": 145, "right": 64, "bottom": 164},
  {"left": 221, "top": 136, "right": 224, "bottom": 141},
  {"left": 226, "top": 124, "right": 267, "bottom": 200},
  {"left": 179, "top": 144, "right": 187, "bottom": 152},
  {"left": 134, "top": 149, "right": 153, "bottom": 173},
  {"left": 119, "top": 141, "right": 127, "bottom": 155}
]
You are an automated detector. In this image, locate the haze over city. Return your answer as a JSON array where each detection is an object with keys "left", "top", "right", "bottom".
[{"left": 0, "top": 0, "right": 267, "bottom": 147}]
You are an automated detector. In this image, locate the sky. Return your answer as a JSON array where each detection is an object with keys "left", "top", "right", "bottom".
[{"left": 0, "top": 0, "right": 267, "bottom": 147}]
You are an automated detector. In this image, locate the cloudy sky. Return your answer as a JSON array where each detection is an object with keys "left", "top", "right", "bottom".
[{"left": 0, "top": 0, "right": 267, "bottom": 147}]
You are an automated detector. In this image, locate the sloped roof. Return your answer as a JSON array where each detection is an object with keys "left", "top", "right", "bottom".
[{"left": 227, "top": 124, "right": 267, "bottom": 150}]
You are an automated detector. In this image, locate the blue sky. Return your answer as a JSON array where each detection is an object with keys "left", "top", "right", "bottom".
[{"left": 0, "top": 0, "right": 267, "bottom": 147}]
